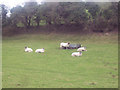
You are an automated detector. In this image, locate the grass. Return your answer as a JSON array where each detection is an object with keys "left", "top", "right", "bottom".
[{"left": 2, "top": 32, "right": 118, "bottom": 88}]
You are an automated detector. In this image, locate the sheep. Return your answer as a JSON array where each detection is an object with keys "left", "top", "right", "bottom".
[
  {"left": 60, "top": 42, "right": 70, "bottom": 49},
  {"left": 71, "top": 52, "right": 82, "bottom": 57},
  {"left": 35, "top": 48, "right": 45, "bottom": 53},
  {"left": 68, "top": 44, "right": 82, "bottom": 49},
  {"left": 24, "top": 47, "right": 33, "bottom": 52},
  {"left": 77, "top": 47, "right": 87, "bottom": 52}
]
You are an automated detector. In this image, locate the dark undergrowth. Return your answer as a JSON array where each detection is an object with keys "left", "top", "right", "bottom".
[{"left": 2, "top": 25, "right": 118, "bottom": 37}]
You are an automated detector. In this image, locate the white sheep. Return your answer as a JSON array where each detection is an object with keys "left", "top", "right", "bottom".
[
  {"left": 71, "top": 52, "right": 82, "bottom": 57},
  {"left": 24, "top": 47, "right": 33, "bottom": 52},
  {"left": 60, "top": 42, "right": 70, "bottom": 49},
  {"left": 77, "top": 47, "right": 87, "bottom": 52},
  {"left": 35, "top": 48, "right": 45, "bottom": 53}
]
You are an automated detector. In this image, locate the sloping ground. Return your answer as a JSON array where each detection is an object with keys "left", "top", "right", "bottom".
[{"left": 2, "top": 32, "right": 118, "bottom": 88}]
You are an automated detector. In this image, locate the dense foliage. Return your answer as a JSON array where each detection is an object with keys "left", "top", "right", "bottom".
[{"left": 1, "top": 2, "right": 118, "bottom": 32}]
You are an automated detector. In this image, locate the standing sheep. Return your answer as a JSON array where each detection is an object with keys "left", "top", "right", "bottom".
[{"left": 60, "top": 42, "right": 70, "bottom": 49}]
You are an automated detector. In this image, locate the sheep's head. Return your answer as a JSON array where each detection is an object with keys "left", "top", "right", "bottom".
[
  {"left": 68, "top": 43, "right": 70, "bottom": 44},
  {"left": 25, "top": 46, "right": 28, "bottom": 49},
  {"left": 82, "top": 49, "right": 87, "bottom": 51}
]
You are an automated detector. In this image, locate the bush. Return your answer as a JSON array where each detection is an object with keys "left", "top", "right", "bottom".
[
  {"left": 92, "top": 16, "right": 117, "bottom": 32},
  {"left": 2, "top": 26, "right": 18, "bottom": 36}
]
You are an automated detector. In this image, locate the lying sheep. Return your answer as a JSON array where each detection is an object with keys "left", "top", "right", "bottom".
[
  {"left": 24, "top": 47, "right": 33, "bottom": 52},
  {"left": 60, "top": 42, "right": 70, "bottom": 49},
  {"left": 68, "top": 44, "right": 82, "bottom": 49},
  {"left": 77, "top": 47, "right": 87, "bottom": 52},
  {"left": 35, "top": 48, "right": 45, "bottom": 53},
  {"left": 71, "top": 52, "right": 82, "bottom": 57}
]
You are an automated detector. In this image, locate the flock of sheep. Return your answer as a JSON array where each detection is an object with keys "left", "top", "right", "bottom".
[
  {"left": 60, "top": 42, "right": 87, "bottom": 57},
  {"left": 24, "top": 42, "right": 87, "bottom": 57},
  {"left": 24, "top": 47, "right": 45, "bottom": 53}
]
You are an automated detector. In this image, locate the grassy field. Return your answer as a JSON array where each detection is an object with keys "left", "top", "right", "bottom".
[{"left": 2, "top": 32, "right": 118, "bottom": 88}]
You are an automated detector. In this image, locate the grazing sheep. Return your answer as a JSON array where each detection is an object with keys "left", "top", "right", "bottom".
[
  {"left": 35, "top": 48, "right": 45, "bottom": 53},
  {"left": 60, "top": 42, "right": 70, "bottom": 49},
  {"left": 24, "top": 47, "right": 33, "bottom": 52},
  {"left": 71, "top": 52, "right": 82, "bottom": 57},
  {"left": 77, "top": 47, "right": 87, "bottom": 52}
]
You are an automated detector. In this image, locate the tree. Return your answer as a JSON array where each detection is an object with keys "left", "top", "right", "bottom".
[
  {"left": 10, "top": 6, "right": 25, "bottom": 27},
  {"left": 24, "top": 2, "right": 38, "bottom": 28},
  {"left": 1, "top": 4, "right": 8, "bottom": 27},
  {"left": 3, "top": 2, "right": 118, "bottom": 33},
  {"left": 10, "top": 2, "right": 38, "bottom": 28}
]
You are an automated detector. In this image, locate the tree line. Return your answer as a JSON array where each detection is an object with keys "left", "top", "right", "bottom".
[{"left": 1, "top": 2, "right": 118, "bottom": 32}]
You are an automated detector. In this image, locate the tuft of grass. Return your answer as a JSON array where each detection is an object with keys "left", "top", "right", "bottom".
[{"left": 2, "top": 33, "right": 118, "bottom": 88}]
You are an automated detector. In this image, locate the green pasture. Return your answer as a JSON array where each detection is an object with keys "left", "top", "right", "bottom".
[{"left": 2, "top": 33, "right": 118, "bottom": 88}]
